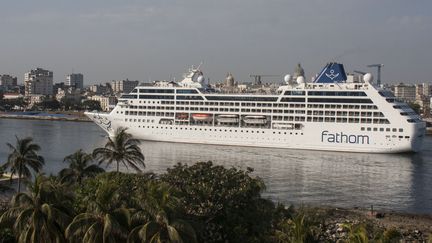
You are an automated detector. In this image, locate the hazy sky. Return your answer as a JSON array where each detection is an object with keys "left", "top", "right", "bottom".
[{"left": 1, "top": 0, "right": 431, "bottom": 85}]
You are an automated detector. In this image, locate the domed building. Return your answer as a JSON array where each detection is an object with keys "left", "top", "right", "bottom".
[
  {"left": 293, "top": 63, "right": 305, "bottom": 80},
  {"left": 225, "top": 72, "right": 235, "bottom": 87}
]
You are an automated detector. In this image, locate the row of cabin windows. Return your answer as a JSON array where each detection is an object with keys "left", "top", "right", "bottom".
[
  {"left": 136, "top": 89, "right": 198, "bottom": 94},
  {"left": 306, "top": 117, "right": 390, "bottom": 124},
  {"left": 127, "top": 123, "right": 304, "bottom": 136},
  {"left": 123, "top": 106, "right": 383, "bottom": 118},
  {"left": 162, "top": 101, "right": 378, "bottom": 110},
  {"left": 307, "top": 111, "right": 385, "bottom": 117},
  {"left": 123, "top": 111, "right": 389, "bottom": 124},
  {"left": 123, "top": 106, "right": 384, "bottom": 117},
  {"left": 284, "top": 91, "right": 367, "bottom": 96},
  {"left": 361, "top": 127, "right": 404, "bottom": 133},
  {"left": 126, "top": 111, "right": 174, "bottom": 117}
]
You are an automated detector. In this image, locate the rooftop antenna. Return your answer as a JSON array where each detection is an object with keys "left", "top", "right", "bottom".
[{"left": 196, "top": 61, "right": 203, "bottom": 71}]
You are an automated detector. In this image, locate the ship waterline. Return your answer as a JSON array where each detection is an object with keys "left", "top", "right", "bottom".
[{"left": 86, "top": 63, "right": 426, "bottom": 153}]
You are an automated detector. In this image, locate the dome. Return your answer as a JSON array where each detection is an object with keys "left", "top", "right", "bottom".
[
  {"left": 225, "top": 72, "right": 235, "bottom": 87},
  {"left": 294, "top": 63, "right": 305, "bottom": 77}
]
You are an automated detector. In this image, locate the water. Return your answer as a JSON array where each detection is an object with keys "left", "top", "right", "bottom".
[{"left": 1, "top": 118, "right": 431, "bottom": 214}]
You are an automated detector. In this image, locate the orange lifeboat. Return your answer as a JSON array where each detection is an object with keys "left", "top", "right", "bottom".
[{"left": 192, "top": 113, "right": 212, "bottom": 122}]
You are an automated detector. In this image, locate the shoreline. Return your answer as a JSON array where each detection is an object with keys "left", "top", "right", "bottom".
[
  {"left": 0, "top": 113, "right": 91, "bottom": 122},
  {"left": 1, "top": 190, "right": 431, "bottom": 241}
]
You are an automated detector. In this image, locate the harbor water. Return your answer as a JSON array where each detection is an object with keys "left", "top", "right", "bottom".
[{"left": 1, "top": 118, "right": 431, "bottom": 214}]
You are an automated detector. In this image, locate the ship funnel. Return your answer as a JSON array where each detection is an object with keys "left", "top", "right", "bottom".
[{"left": 314, "top": 62, "right": 347, "bottom": 83}]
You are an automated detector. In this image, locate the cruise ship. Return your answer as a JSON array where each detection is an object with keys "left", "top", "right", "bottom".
[{"left": 86, "top": 63, "right": 426, "bottom": 153}]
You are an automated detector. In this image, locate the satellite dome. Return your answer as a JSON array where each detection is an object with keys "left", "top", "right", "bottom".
[
  {"left": 284, "top": 74, "right": 291, "bottom": 83},
  {"left": 363, "top": 73, "right": 373, "bottom": 83},
  {"left": 296, "top": 76, "right": 305, "bottom": 84},
  {"left": 197, "top": 75, "right": 205, "bottom": 83}
]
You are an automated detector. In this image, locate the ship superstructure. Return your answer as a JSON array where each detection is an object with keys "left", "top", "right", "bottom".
[{"left": 86, "top": 63, "right": 425, "bottom": 153}]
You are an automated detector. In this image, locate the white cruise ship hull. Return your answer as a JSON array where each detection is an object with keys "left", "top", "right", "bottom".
[
  {"left": 85, "top": 62, "right": 426, "bottom": 154},
  {"left": 85, "top": 112, "right": 425, "bottom": 153}
]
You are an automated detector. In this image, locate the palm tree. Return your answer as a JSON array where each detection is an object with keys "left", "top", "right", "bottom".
[
  {"left": 2, "top": 136, "right": 44, "bottom": 193},
  {"left": 127, "top": 181, "right": 197, "bottom": 243},
  {"left": 59, "top": 149, "right": 105, "bottom": 185},
  {"left": 0, "top": 174, "right": 73, "bottom": 243},
  {"left": 93, "top": 127, "right": 145, "bottom": 173},
  {"left": 65, "top": 181, "right": 131, "bottom": 243}
]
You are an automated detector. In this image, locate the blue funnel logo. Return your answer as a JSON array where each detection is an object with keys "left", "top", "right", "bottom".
[{"left": 314, "top": 63, "right": 347, "bottom": 83}]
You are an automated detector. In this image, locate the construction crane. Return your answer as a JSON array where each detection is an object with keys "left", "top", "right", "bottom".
[
  {"left": 367, "top": 64, "right": 384, "bottom": 86},
  {"left": 249, "top": 75, "right": 281, "bottom": 85}
]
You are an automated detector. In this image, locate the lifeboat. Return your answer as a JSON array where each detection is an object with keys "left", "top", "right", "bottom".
[
  {"left": 175, "top": 113, "right": 189, "bottom": 120},
  {"left": 272, "top": 122, "right": 294, "bottom": 129},
  {"left": 216, "top": 114, "right": 239, "bottom": 123},
  {"left": 243, "top": 115, "right": 267, "bottom": 125},
  {"left": 192, "top": 113, "right": 213, "bottom": 122}
]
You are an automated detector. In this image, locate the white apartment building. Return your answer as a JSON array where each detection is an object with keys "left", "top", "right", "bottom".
[
  {"left": 66, "top": 73, "right": 84, "bottom": 89},
  {"left": 393, "top": 83, "right": 416, "bottom": 102},
  {"left": 111, "top": 79, "right": 139, "bottom": 94},
  {"left": 89, "top": 95, "right": 117, "bottom": 111},
  {"left": 24, "top": 68, "right": 53, "bottom": 96}
]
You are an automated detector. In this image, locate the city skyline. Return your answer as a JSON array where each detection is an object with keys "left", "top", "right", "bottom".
[{"left": 0, "top": 0, "right": 431, "bottom": 84}]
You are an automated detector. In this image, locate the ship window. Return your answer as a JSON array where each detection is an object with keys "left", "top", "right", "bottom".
[
  {"left": 380, "top": 128, "right": 384, "bottom": 131},
  {"left": 308, "top": 98, "right": 373, "bottom": 104},
  {"left": 405, "top": 136, "right": 410, "bottom": 139},
  {"left": 399, "top": 128, "right": 403, "bottom": 132},
  {"left": 177, "top": 89, "right": 198, "bottom": 94},
  {"left": 140, "top": 89, "right": 174, "bottom": 93},
  {"left": 308, "top": 91, "right": 367, "bottom": 96},
  {"left": 361, "top": 127, "right": 365, "bottom": 131},
  {"left": 367, "top": 127, "right": 371, "bottom": 131},
  {"left": 386, "top": 128, "right": 390, "bottom": 132},
  {"left": 284, "top": 91, "right": 305, "bottom": 95},
  {"left": 373, "top": 128, "right": 378, "bottom": 131},
  {"left": 392, "top": 128, "right": 397, "bottom": 132}
]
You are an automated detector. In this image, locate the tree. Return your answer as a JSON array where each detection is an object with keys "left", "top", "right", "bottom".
[
  {"left": 65, "top": 180, "right": 131, "bottom": 243},
  {"left": 2, "top": 136, "right": 45, "bottom": 193},
  {"left": 82, "top": 100, "right": 102, "bottom": 111},
  {"left": 0, "top": 174, "right": 73, "bottom": 243},
  {"left": 38, "top": 98, "right": 61, "bottom": 111},
  {"left": 93, "top": 127, "right": 145, "bottom": 173},
  {"left": 408, "top": 102, "right": 421, "bottom": 115},
  {"left": 161, "top": 161, "right": 274, "bottom": 243},
  {"left": 127, "top": 181, "right": 197, "bottom": 243},
  {"left": 59, "top": 149, "right": 105, "bottom": 185},
  {"left": 0, "top": 167, "right": 12, "bottom": 193},
  {"left": 60, "top": 97, "right": 81, "bottom": 111}
]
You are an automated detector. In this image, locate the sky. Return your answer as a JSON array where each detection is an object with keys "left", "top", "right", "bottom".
[{"left": 0, "top": 0, "right": 431, "bottom": 85}]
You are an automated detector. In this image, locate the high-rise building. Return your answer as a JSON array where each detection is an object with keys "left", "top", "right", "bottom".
[
  {"left": 66, "top": 73, "right": 84, "bottom": 89},
  {"left": 0, "top": 74, "right": 18, "bottom": 89},
  {"left": 393, "top": 83, "right": 416, "bottom": 102},
  {"left": 111, "top": 79, "right": 139, "bottom": 94},
  {"left": 24, "top": 68, "right": 53, "bottom": 96}
]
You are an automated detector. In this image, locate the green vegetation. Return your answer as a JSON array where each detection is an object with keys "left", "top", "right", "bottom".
[
  {"left": 93, "top": 127, "right": 145, "bottom": 173},
  {"left": 0, "top": 129, "right": 427, "bottom": 242},
  {"left": 1, "top": 136, "right": 44, "bottom": 193}
]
